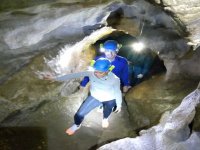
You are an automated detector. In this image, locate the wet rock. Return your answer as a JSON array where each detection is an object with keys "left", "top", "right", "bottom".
[
  {"left": 125, "top": 73, "right": 198, "bottom": 131},
  {"left": 164, "top": 47, "right": 200, "bottom": 81},
  {"left": 155, "top": 0, "right": 200, "bottom": 46},
  {"left": 98, "top": 86, "right": 200, "bottom": 150},
  {"left": 0, "top": 0, "right": 200, "bottom": 149},
  {"left": 193, "top": 103, "right": 200, "bottom": 131}
]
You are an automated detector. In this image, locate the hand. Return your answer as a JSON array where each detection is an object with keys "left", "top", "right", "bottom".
[
  {"left": 114, "top": 106, "right": 121, "bottom": 113},
  {"left": 137, "top": 74, "right": 143, "bottom": 79},
  {"left": 77, "top": 85, "right": 89, "bottom": 100},
  {"left": 123, "top": 86, "right": 131, "bottom": 93},
  {"left": 128, "top": 61, "right": 132, "bottom": 65},
  {"left": 79, "top": 86, "right": 84, "bottom": 92},
  {"left": 43, "top": 73, "right": 55, "bottom": 81}
]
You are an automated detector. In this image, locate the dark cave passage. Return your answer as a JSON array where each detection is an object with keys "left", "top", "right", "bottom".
[{"left": 92, "top": 31, "right": 166, "bottom": 87}]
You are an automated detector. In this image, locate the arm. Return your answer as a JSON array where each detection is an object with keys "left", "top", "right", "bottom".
[
  {"left": 80, "top": 77, "right": 90, "bottom": 87},
  {"left": 141, "top": 56, "right": 153, "bottom": 76},
  {"left": 113, "top": 78, "right": 122, "bottom": 108},
  {"left": 55, "top": 71, "right": 91, "bottom": 82},
  {"left": 119, "top": 58, "right": 130, "bottom": 93},
  {"left": 121, "top": 60, "right": 130, "bottom": 86}
]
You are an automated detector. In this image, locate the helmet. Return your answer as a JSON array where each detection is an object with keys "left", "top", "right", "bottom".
[
  {"left": 103, "top": 40, "right": 119, "bottom": 52},
  {"left": 93, "top": 58, "right": 111, "bottom": 72}
]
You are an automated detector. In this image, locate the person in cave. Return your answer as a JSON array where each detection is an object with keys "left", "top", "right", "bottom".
[
  {"left": 127, "top": 48, "right": 154, "bottom": 86},
  {"left": 43, "top": 58, "right": 122, "bottom": 135},
  {"left": 80, "top": 40, "right": 130, "bottom": 93}
]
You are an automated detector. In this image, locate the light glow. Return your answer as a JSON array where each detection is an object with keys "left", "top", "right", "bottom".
[
  {"left": 132, "top": 42, "right": 145, "bottom": 52},
  {"left": 44, "top": 27, "right": 115, "bottom": 75},
  {"left": 100, "top": 47, "right": 105, "bottom": 53}
]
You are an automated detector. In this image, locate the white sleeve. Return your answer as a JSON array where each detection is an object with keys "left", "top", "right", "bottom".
[
  {"left": 55, "top": 71, "right": 92, "bottom": 82},
  {"left": 113, "top": 78, "right": 122, "bottom": 107}
]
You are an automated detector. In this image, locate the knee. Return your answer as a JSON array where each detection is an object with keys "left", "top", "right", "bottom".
[{"left": 75, "top": 112, "right": 84, "bottom": 119}]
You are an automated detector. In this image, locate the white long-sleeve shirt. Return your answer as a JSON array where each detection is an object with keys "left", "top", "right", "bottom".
[{"left": 55, "top": 71, "right": 122, "bottom": 107}]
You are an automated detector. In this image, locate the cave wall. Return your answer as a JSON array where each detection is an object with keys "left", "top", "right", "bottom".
[{"left": 104, "top": 0, "right": 200, "bottom": 81}]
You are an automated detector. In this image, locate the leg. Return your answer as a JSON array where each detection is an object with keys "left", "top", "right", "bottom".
[
  {"left": 74, "top": 95, "right": 102, "bottom": 125},
  {"left": 102, "top": 100, "right": 116, "bottom": 128},
  {"left": 66, "top": 96, "right": 101, "bottom": 135},
  {"left": 102, "top": 100, "right": 116, "bottom": 118}
]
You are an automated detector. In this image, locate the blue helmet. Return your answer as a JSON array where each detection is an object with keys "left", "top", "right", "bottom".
[
  {"left": 93, "top": 58, "right": 111, "bottom": 72},
  {"left": 103, "top": 40, "right": 119, "bottom": 52}
]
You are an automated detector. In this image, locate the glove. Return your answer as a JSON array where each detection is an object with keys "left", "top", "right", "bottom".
[
  {"left": 123, "top": 86, "right": 131, "bottom": 93},
  {"left": 137, "top": 74, "right": 143, "bottom": 79},
  {"left": 114, "top": 106, "right": 121, "bottom": 113}
]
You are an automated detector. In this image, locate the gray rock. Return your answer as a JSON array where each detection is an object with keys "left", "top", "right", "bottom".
[
  {"left": 98, "top": 87, "right": 200, "bottom": 150},
  {"left": 125, "top": 74, "right": 198, "bottom": 130}
]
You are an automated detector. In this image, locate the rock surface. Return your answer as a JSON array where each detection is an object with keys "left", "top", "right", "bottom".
[
  {"left": 98, "top": 86, "right": 200, "bottom": 150},
  {"left": 125, "top": 73, "right": 198, "bottom": 131},
  {"left": 155, "top": 0, "right": 200, "bottom": 46},
  {"left": 0, "top": 0, "right": 200, "bottom": 149}
]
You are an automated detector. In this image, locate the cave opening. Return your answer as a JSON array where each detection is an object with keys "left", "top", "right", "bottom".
[{"left": 92, "top": 31, "right": 166, "bottom": 87}]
